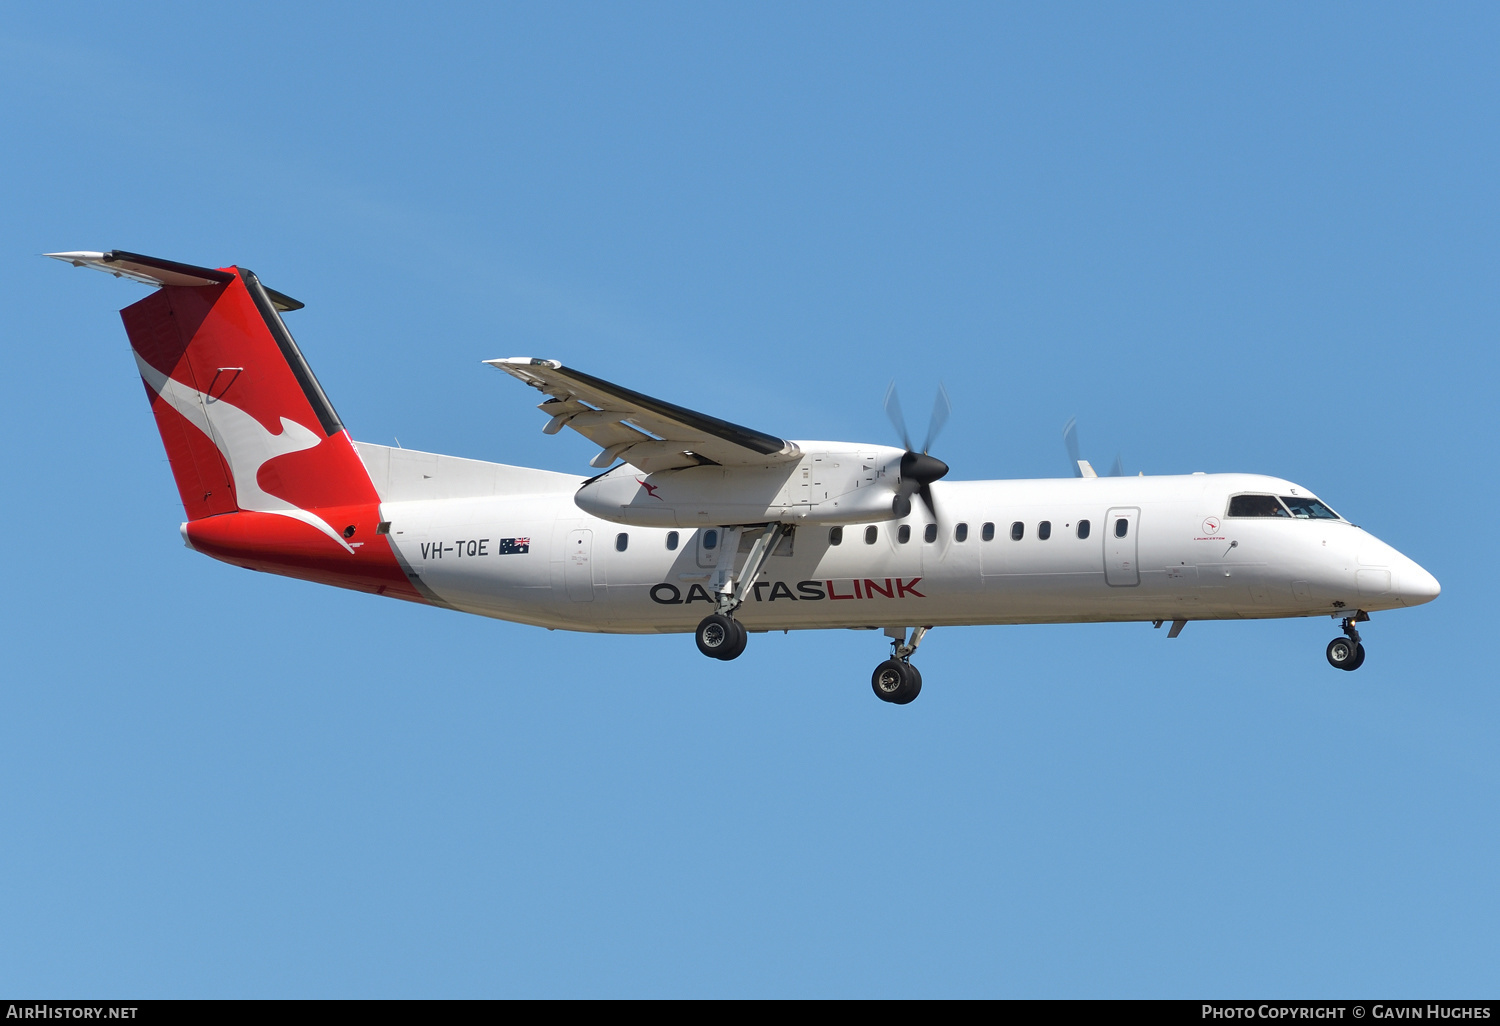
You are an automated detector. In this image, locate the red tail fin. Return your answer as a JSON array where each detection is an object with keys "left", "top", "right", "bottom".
[
  {"left": 120, "top": 263, "right": 375, "bottom": 523},
  {"left": 53, "top": 250, "right": 427, "bottom": 602}
]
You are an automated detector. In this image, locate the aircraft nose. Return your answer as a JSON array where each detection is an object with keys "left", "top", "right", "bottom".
[{"left": 1398, "top": 560, "right": 1441, "bottom": 606}]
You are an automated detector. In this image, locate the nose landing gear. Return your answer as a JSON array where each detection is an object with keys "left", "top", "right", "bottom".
[
  {"left": 1326, "top": 611, "right": 1368, "bottom": 671},
  {"left": 872, "top": 659, "right": 922, "bottom": 704},
  {"left": 872, "top": 626, "right": 932, "bottom": 704}
]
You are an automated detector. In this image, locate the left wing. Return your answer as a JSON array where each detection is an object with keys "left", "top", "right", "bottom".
[{"left": 488, "top": 358, "right": 801, "bottom": 472}]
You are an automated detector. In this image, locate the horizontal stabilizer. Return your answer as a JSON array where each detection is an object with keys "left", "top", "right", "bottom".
[{"left": 46, "top": 250, "right": 305, "bottom": 311}]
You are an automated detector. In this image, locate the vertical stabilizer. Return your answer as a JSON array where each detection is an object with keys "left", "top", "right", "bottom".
[{"left": 53, "top": 250, "right": 426, "bottom": 602}]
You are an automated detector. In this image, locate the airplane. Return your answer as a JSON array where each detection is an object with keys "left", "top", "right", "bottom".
[{"left": 49, "top": 249, "right": 1441, "bottom": 705}]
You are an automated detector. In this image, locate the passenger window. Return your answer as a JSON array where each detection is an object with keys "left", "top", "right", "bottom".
[
  {"left": 1011, "top": 521, "right": 1024, "bottom": 541},
  {"left": 829, "top": 526, "right": 843, "bottom": 546},
  {"left": 1227, "top": 494, "right": 1291, "bottom": 518},
  {"left": 1115, "top": 518, "right": 1128, "bottom": 538},
  {"left": 924, "top": 523, "right": 937, "bottom": 543},
  {"left": 1077, "top": 520, "right": 1090, "bottom": 539},
  {"left": 615, "top": 533, "right": 629, "bottom": 552},
  {"left": 982, "top": 522, "right": 995, "bottom": 541},
  {"left": 1038, "top": 521, "right": 1052, "bottom": 540},
  {"left": 898, "top": 525, "right": 911, "bottom": 544},
  {"left": 1280, "top": 496, "right": 1341, "bottom": 520},
  {"left": 703, "top": 529, "right": 718, "bottom": 550},
  {"left": 865, "top": 526, "right": 878, "bottom": 544},
  {"left": 955, "top": 523, "right": 968, "bottom": 542},
  {"left": 666, "top": 531, "right": 679, "bottom": 551}
]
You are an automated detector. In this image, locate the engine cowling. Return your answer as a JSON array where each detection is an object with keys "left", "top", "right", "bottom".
[{"left": 574, "top": 443, "right": 910, "bottom": 527}]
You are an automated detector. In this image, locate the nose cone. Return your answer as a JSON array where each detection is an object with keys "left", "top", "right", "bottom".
[{"left": 1398, "top": 560, "right": 1441, "bottom": 607}]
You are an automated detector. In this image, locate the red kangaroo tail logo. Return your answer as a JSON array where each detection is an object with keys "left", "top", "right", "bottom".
[
  {"left": 117, "top": 261, "right": 424, "bottom": 602},
  {"left": 122, "top": 268, "right": 375, "bottom": 530}
]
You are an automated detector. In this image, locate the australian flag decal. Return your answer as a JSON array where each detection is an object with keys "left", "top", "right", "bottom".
[{"left": 497, "top": 537, "right": 530, "bottom": 555}]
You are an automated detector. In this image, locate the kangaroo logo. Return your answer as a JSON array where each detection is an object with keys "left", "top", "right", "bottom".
[
  {"left": 637, "top": 477, "right": 663, "bottom": 500},
  {"left": 134, "top": 352, "right": 354, "bottom": 552}
]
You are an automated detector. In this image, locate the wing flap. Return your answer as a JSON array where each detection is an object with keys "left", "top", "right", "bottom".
[{"left": 490, "top": 358, "right": 800, "bottom": 471}]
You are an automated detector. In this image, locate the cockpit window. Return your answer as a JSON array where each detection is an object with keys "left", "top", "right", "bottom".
[
  {"left": 1281, "top": 496, "right": 1342, "bottom": 520},
  {"left": 1227, "top": 494, "right": 1290, "bottom": 518}
]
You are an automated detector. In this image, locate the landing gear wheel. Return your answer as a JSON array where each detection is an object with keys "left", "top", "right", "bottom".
[
  {"left": 721, "top": 618, "right": 748, "bottom": 661},
  {"left": 1326, "top": 637, "right": 1365, "bottom": 671},
  {"left": 903, "top": 664, "right": 923, "bottom": 704},
  {"left": 872, "top": 659, "right": 922, "bottom": 704},
  {"left": 696, "top": 614, "right": 747, "bottom": 661}
]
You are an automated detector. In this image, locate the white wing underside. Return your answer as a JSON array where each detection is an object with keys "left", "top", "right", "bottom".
[{"left": 487, "top": 358, "right": 801, "bottom": 473}]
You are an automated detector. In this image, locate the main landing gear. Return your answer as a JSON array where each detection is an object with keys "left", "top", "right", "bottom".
[
  {"left": 872, "top": 626, "right": 931, "bottom": 705},
  {"left": 693, "top": 523, "right": 787, "bottom": 663},
  {"left": 1326, "top": 610, "right": 1368, "bottom": 671},
  {"left": 695, "top": 613, "right": 747, "bottom": 661}
]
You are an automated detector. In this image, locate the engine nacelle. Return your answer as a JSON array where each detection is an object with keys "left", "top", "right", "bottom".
[{"left": 574, "top": 443, "right": 909, "bottom": 527}]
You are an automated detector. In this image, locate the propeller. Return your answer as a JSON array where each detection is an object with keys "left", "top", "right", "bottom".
[
  {"left": 1063, "top": 417, "right": 1125, "bottom": 477},
  {"left": 884, "top": 382, "right": 951, "bottom": 518},
  {"left": 1063, "top": 417, "right": 1082, "bottom": 477}
]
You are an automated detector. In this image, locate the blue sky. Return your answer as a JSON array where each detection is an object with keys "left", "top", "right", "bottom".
[{"left": 1, "top": 2, "right": 1496, "bottom": 997}]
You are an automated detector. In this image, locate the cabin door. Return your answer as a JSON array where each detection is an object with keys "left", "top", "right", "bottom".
[
  {"left": 696, "top": 527, "right": 722, "bottom": 569},
  {"left": 1105, "top": 507, "right": 1140, "bottom": 587},
  {"left": 565, "top": 529, "right": 594, "bottom": 601}
]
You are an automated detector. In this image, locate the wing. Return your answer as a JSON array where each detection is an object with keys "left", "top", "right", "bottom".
[{"left": 487, "top": 358, "right": 801, "bottom": 472}]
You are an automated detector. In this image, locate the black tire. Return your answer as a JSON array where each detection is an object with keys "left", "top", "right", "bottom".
[
  {"left": 871, "top": 659, "right": 921, "bottom": 704},
  {"left": 893, "top": 664, "right": 923, "bottom": 705},
  {"left": 696, "top": 614, "right": 739, "bottom": 659},
  {"left": 717, "top": 618, "right": 748, "bottom": 661},
  {"left": 1348, "top": 643, "right": 1366, "bottom": 671},
  {"left": 1326, "top": 636, "right": 1360, "bottom": 670}
]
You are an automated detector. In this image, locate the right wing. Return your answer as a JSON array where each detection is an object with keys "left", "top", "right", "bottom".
[{"left": 487, "top": 358, "right": 801, "bottom": 473}]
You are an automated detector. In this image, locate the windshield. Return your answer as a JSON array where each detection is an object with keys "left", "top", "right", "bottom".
[
  {"left": 1227, "top": 494, "right": 1290, "bottom": 517},
  {"left": 1281, "top": 496, "right": 1342, "bottom": 520}
]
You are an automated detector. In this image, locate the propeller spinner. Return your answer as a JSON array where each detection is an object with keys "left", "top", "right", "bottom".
[{"left": 884, "top": 382, "right": 951, "bottom": 518}]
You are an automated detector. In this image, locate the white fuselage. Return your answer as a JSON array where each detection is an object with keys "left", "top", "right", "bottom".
[{"left": 356, "top": 443, "right": 1440, "bottom": 634}]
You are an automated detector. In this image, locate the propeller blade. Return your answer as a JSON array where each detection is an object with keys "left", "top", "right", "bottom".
[
  {"left": 884, "top": 382, "right": 912, "bottom": 452},
  {"left": 885, "top": 385, "right": 951, "bottom": 517},
  {"left": 1063, "top": 417, "right": 1082, "bottom": 477},
  {"left": 1108, "top": 453, "right": 1123, "bottom": 477},
  {"left": 921, "top": 383, "right": 951, "bottom": 455}
]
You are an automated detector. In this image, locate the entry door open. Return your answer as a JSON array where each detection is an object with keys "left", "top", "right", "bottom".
[
  {"left": 565, "top": 529, "right": 594, "bottom": 601},
  {"left": 1105, "top": 507, "right": 1140, "bottom": 587}
]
